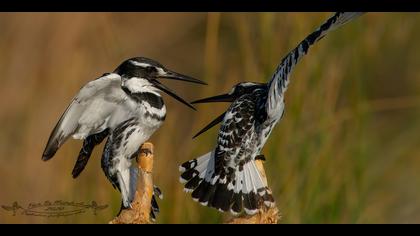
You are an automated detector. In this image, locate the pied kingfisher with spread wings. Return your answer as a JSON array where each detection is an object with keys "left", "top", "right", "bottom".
[
  {"left": 179, "top": 12, "right": 364, "bottom": 215},
  {"left": 42, "top": 57, "right": 206, "bottom": 219}
]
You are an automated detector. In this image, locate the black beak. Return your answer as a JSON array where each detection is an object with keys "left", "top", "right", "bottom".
[
  {"left": 151, "top": 79, "right": 196, "bottom": 111},
  {"left": 193, "top": 112, "right": 226, "bottom": 139},
  {"left": 191, "top": 93, "right": 234, "bottom": 104},
  {"left": 159, "top": 70, "right": 207, "bottom": 85}
]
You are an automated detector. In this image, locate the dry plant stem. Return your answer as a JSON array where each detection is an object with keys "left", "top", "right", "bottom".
[
  {"left": 109, "top": 142, "right": 155, "bottom": 224},
  {"left": 225, "top": 159, "right": 281, "bottom": 224}
]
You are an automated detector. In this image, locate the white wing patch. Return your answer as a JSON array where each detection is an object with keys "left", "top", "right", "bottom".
[{"left": 43, "top": 73, "right": 126, "bottom": 159}]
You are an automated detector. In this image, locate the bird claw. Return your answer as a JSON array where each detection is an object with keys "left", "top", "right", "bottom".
[
  {"left": 255, "top": 154, "right": 266, "bottom": 161},
  {"left": 140, "top": 148, "right": 152, "bottom": 156}
]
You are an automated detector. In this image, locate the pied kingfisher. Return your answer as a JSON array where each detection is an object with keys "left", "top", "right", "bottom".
[
  {"left": 42, "top": 57, "right": 206, "bottom": 219},
  {"left": 179, "top": 12, "right": 364, "bottom": 215}
]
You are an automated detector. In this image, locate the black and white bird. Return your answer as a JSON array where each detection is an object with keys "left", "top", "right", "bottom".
[
  {"left": 179, "top": 12, "right": 364, "bottom": 215},
  {"left": 42, "top": 57, "right": 206, "bottom": 219}
]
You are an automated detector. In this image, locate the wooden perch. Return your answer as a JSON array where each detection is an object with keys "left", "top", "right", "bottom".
[
  {"left": 224, "top": 159, "right": 281, "bottom": 224},
  {"left": 109, "top": 142, "right": 155, "bottom": 224}
]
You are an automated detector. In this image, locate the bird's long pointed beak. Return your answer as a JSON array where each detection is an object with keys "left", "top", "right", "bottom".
[
  {"left": 191, "top": 93, "right": 234, "bottom": 104},
  {"left": 151, "top": 79, "right": 196, "bottom": 111},
  {"left": 159, "top": 70, "right": 207, "bottom": 85},
  {"left": 193, "top": 112, "right": 226, "bottom": 139}
]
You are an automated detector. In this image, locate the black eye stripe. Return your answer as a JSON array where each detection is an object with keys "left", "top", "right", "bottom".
[{"left": 146, "top": 66, "right": 157, "bottom": 73}]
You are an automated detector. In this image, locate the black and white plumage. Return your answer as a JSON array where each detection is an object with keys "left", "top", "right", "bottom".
[
  {"left": 42, "top": 57, "right": 206, "bottom": 218},
  {"left": 180, "top": 12, "right": 364, "bottom": 215}
]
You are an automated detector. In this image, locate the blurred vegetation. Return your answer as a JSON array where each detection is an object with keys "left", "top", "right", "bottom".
[{"left": 1, "top": 13, "right": 420, "bottom": 223}]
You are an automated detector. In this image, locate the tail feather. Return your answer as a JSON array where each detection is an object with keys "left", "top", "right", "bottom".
[
  {"left": 72, "top": 129, "right": 109, "bottom": 178},
  {"left": 184, "top": 175, "right": 201, "bottom": 192},
  {"left": 179, "top": 151, "right": 212, "bottom": 183},
  {"left": 231, "top": 192, "right": 242, "bottom": 215},
  {"left": 72, "top": 145, "right": 92, "bottom": 178},
  {"left": 243, "top": 165, "right": 259, "bottom": 215},
  {"left": 195, "top": 181, "right": 215, "bottom": 206},
  {"left": 179, "top": 151, "right": 275, "bottom": 215},
  {"left": 211, "top": 181, "right": 234, "bottom": 212}
]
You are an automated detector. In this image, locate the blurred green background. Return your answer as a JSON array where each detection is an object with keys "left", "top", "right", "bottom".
[{"left": 1, "top": 12, "right": 420, "bottom": 224}]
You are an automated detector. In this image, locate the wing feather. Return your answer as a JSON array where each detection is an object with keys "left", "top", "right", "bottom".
[
  {"left": 266, "top": 12, "right": 364, "bottom": 119},
  {"left": 42, "top": 73, "right": 122, "bottom": 161},
  {"left": 215, "top": 95, "right": 256, "bottom": 171}
]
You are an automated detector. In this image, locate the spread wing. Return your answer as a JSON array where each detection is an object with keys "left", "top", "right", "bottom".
[
  {"left": 266, "top": 12, "right": 364, "bottom": 119},
  {"left": 42, "top": 73, "right": 123, "bottom": 161}
]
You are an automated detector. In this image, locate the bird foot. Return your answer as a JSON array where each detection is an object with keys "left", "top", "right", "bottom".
[
  {"left": 255, "top": 154, "right": 266, "bottom": 161},
  {"left": 140, "top": 148, "right": 153, "bottom": 157}
]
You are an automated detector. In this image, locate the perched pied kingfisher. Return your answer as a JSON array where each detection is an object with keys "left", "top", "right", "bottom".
[
  {"left": 179, "top": 12, "right": 364, "bottom": 215},
  {"left": 42, "top": 57, "right": 206, "bottom": 219}
]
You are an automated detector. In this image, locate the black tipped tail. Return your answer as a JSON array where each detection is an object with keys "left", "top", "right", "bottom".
[{"left": 180, "top": 151, "right": 275, "bottom": 215}]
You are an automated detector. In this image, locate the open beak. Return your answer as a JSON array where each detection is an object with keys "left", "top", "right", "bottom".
[
  {"left": 191, "top": 93, "right": 234, "bottom": 104},
  {"left": 159, "top": 70, "right": 207, "bottom": 85},
  {"left": 151, "top": 79, "right": 196, "bottom": 111},
  {"left": 193, "top": 112, "right": 226, "bottom": 139}
]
